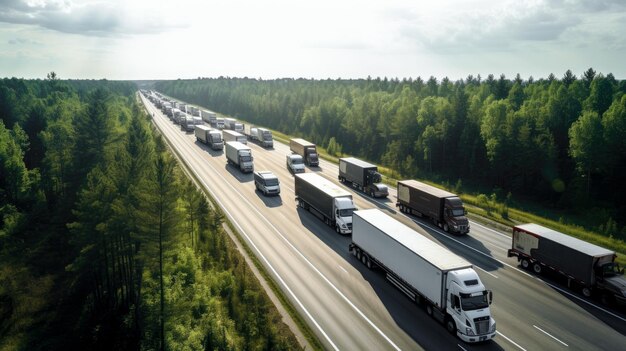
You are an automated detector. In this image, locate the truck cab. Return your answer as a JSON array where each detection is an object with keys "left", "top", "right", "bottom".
[
  {"left": 208, "top": 130, "right": 224, "bottom": 150},
  {"left": 334, "top": 197, "right": 355, "bottom": 234},
  {"left": 216, "top": 118, "right": 225, "bottom": 129},
  {"left": 444, "top": 197, "right": 469, "bottom": 234},
  {"left": 446, "top": 268, "right": 496, "bottom": 342},
  {"left": 286, "top": 154, "right": 305, "bottom": 174},
  {"left": 594, "top": 262, "right": 626, "bottom": 305},
  {"left": 305, "top": 147, "right": 319, "bottom": 167},
  {"left": 254, "top": 171, "right": 280, "bottom": 196},
  {"left": 238, "top": 150, "right": 253, "bottom": 172},
  {"left": 234, "top": 123, "right": 244, "bottom": 134}
]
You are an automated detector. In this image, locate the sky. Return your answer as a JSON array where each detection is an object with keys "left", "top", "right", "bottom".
[{"left": 1, "top": 0, "right": 625, "bottom": 80}]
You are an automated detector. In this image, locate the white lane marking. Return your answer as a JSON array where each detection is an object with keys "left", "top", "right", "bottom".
[
  {"left": 457, "top": 344, "right": 468, "bottom": 351},
  {"left": 470, "top": 221, "right": 511, "bottom": 239},
  {"left": 144, "top": 98, "right": 341, "bottom": 350},
  {"left": 147, "top": 97, "right": 401, "bottom": 350},
  {"left": 497, "top": 331, "right": 528, "bottom": 351},
  {"left": 533, "top": 325, "right": 568, "bottom": 347},
  {"left": 401, "top": 215, "right": 626, "bottom": 323},
  {"left": 338, "top": 265, "right": 349, "bottom": 274},
  {"left": 474, "top": 265, "right": 498, "bottom": 278}
]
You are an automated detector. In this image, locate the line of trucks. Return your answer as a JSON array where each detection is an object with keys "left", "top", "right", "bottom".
[{"left": 142, "top": 90, "right": 625, "bottom": 343}]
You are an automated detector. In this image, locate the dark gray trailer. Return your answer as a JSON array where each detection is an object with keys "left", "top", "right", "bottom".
[
  {"left": 396, "top": 180, "right": 469, "bottom": 235},
  {"left": 508, "top": 223, "right": 626, "bottom": 303},
  {"left": 338, "top": 157, "right": 388, "bottom": 198},
  {"left": 290, "top": 138, "right": 319, "bottom": 166},
  {"left": 295, "top": 173, "right": 356, "bottom": 234}
]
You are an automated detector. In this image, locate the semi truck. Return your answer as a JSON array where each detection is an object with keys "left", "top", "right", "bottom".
[
  {"left": 290, "top": 138, "right": 319, "bottom": 166},
  {"left": 194, "top": 125, "right": 223, "bottom": 150},
  {"left": 224, "top": 118, "right": 244, "bottom": 133},
  {"left": 350, "top": 209, "right": 496, "bottom": 342},
  {"left": 338, "top": 157, "right": 388, "bottom": 198},
  {"left": 189, "top": 106, "right": 200, "bottom": 117},
  {"left": 216, "top": 118, "right": 225, "bottom": 129},
  {"left": 201, "top": 110, "right": 217, "bottom": 126},
  {"left": 194, "top": 125, "right": 211, "bottom": 144},
  {"left": 508, "top": 223, "right": 626, "bottom": 304},
  {"left": 397, "top": 180, "right": 469, "bottom": 235},
  {"left": 223, "top": 130, "right": 247, "bottom": 145},
  {"left": 294, "top": 173, "right": 356, "bottom": 234},
  {"left": 249, "top": 127, "right": 274, "bottom": 148},
  {"left": 225, "top": 141, "right": 253, "bottom": 173},
  {"left": 182, "top": 116, "right": 195, "bottom": 132}
]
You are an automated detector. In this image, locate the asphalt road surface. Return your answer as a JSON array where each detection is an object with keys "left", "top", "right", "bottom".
[{"left": 141, "top": 94, "right": 626, "bottom": 351}]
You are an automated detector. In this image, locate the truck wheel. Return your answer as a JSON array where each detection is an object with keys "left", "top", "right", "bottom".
[
  {"left": 356, "top": 250, "right": 362, "bottom": 260},
  {"left": 366, "top": 257, "right": 373, "bottom": 269},
  {"left": 521, "top": 259, "right": 530, "bottom": 269},
  {"left": 370, "top": 190, "right": 375, "bottom": 197},
  {"left": 425, "top": 304, "right": 433, "bottom": 317},
  {"left": 445, "top": 318, "right": 457, "bottom": 335},
  {"left": 336, "top": 225, "right": 340, "bottom": 234},
  {"left": 582, "top": 287, "right": 592, "bottom": 298},
  {"left": 533, "top": 263, "right": 542, "bottom": 274},
  {"left": 443, "top": 223, "right": 449, "bottom": 232},
  {"left": 361, "top": 254, "right": 368, "bottom": 266}
]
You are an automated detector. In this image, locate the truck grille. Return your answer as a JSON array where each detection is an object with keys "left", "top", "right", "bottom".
[
  {"left": 474, "top": 316, "right": 490, "bottom": 335},
  {"left": 459, "top": 225, "right": 468, "bottom": 232}
]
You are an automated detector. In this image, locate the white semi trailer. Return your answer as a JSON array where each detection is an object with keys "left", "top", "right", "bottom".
[{"left": 350, "top": 209, "right": 496, "bottom": 343}]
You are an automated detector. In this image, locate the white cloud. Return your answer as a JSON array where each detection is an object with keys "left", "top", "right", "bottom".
[{"left": 0, "top": 0, "right": 624, "bottom": 80}]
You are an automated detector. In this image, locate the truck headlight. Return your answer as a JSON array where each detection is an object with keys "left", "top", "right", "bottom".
[
  {"left": 453, "top": 225, "right": 459, "bottom": 229},
  {"left": 466, "top": 328, "right": 475, "bottom": 336},
  {"left": 341, "top": 224, "right": 347, "bottom": 229},
  {"left": 490, "top": 322, "right": 496, "bottom": 333}
]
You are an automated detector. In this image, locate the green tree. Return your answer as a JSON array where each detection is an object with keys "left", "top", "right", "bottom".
[{"left": 569, "top": 111, "right": 605, "bottom": 195}]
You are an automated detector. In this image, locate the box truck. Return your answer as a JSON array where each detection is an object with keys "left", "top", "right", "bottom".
[
  {"left": 225, "top": 141, "right": 253, "bottom": 173},
  {"left": 223, "top": 129, "right": 247, "bottom": 145},
  {"left": 295, "top": 173, "right": 356, "bottom": 234},
  {"left": 508, "top": 223, "right": 626, "bottom": 304},
  {"left": 290, "top": 138, "right": 319, "bottom": 166},
  {"left": 339, "top": 157, "right": 388, "bottom": 198},
  {"left": 350, "top": 209, "right": 496, "bottom": 342},
  {"left": 194, "top": 125, "right": 211, "bottom": 144},
  {"left": 397, "top": 180, "right": 469, "bottom": 235},
  {"left": 250, "top": 127, "right": 274, "bottom": 148},
  {"left": 201, "top": 110, "right": 217, "bottom": 126}
]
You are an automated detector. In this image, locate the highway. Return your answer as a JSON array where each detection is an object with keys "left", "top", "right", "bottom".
[{"left": 141, "top": 94, "right": 626, "bottom": 351}]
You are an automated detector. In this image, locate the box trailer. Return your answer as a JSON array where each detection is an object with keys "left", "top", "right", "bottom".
[
  {"left": 508, "top": 223, "right": 626, "bottom": 303},
  {"left": 339, "top": 157, "right": 388, "bottom": 198},
  {"left": 295, "top": 173, "right": 356, "bottom": 234},
  {"left": 397, "top": 180, "right": 469, "bottom": 235},
  {"left": 351, "top": 209, "right": 496, "bottom": 342}
]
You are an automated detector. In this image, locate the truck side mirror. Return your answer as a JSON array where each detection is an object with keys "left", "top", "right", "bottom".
[{"left": 488, "top": 291, "right": 493, "bottom": 304}]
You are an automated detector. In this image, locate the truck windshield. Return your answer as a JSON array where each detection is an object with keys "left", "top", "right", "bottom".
[
  {"left": 263, "top": 133, "right": 272, "bottom": 140},
  {"left": 460, "top": 294, "right": 489, "bottom": 311},
  {"left": 339, "top": 208, "right": 355, "bottom": 217},
  {"left": 240, "top": 156, "right": 252, "bottom": 162},
  {"left": 603, "top": 263, "right": 624, "bottom": 277},
  {"left": 451, "top": 208, "right": 465, "bottom": 217},
  {"left": 292, "top": 158, "right": 303, "bottom": 164},
  {"left": 310, "top": 153, "right": 318, "bottom": 160}
]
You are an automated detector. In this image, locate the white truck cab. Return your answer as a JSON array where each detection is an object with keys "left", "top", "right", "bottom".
[
  {"left": 334, "top": 197, "right": 355, "bottom": 234},
  {"left": 446, "top": 268, "right": 496, "bottom": 342}
]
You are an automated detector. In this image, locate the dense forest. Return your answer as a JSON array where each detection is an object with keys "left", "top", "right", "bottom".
[
  {"left": 0, "top": 77, "right": 299, "bottom": 350},
  {"left": 156, "top": 71, "right": 626, "bottom": 238}
]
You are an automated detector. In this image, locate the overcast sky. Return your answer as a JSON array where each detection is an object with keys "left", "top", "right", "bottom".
[{"left": 1, "top": 0, "right": 625, "bottom": 80}]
